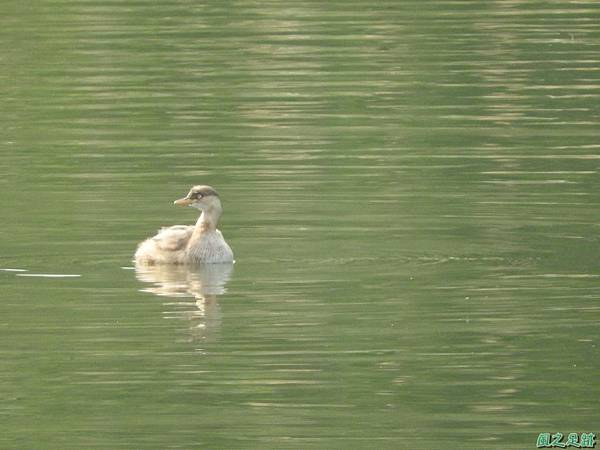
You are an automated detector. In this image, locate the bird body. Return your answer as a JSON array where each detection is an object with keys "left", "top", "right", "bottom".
[{"left": 135, "top": 186, "right": 234, "bottom": 265}]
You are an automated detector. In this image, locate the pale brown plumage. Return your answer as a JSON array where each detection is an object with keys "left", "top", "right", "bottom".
[{"left": 135, "top": 185, "right": 234, "bottom": 265}]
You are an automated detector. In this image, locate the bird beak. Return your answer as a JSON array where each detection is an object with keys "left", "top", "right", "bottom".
[{"left": 174, "top": 197, "right": 193, "bottom": 206}]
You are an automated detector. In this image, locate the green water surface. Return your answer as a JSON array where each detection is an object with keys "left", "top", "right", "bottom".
[{"left": 1, "top": 1, "right": 600, "bottom": 449}]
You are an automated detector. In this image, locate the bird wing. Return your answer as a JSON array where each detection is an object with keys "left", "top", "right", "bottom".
[{"left": 152, "top": 225, "right": 194, "bottom": 251}]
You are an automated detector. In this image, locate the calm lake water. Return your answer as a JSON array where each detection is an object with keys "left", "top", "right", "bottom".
[{"left": 2, "top": 1, "right": 600, "bottom": 449}]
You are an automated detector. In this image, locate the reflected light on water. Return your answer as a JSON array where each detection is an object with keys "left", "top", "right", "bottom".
[{"left": 134, "top": 263, "right": 233, "bottom": 341}]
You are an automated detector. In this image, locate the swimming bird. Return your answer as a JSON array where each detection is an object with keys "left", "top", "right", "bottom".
[{"left": 134, "top": 185, "right": 234, "bottom": 265}]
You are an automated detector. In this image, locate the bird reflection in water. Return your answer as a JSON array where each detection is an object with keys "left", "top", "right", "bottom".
[{"left": 134, "top": 263, "right": 233, "bottom": 341}]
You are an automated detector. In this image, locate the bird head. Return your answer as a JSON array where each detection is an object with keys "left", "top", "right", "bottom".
[{"left": 174, "top": 185, "right": 221, "bottom": 211}]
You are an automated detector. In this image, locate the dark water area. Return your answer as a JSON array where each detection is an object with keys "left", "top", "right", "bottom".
[{"left": 1, "top": 1, "right": 599, "bottom": 448}]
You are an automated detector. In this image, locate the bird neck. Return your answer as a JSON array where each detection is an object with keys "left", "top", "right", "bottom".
[{"left": 195, "top": 204, "right": 222, "bottom": 234}]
